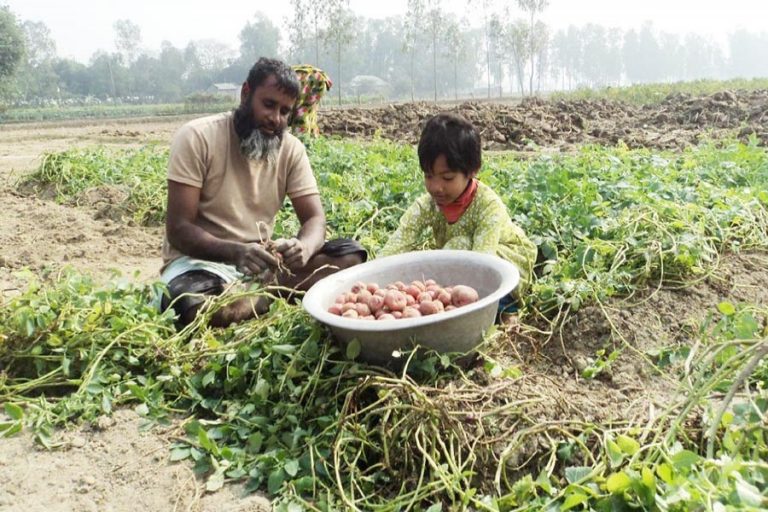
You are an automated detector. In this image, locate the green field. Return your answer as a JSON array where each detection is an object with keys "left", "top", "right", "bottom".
[{"left": 2, "top": 137, "right": 768, "bottom": 510}]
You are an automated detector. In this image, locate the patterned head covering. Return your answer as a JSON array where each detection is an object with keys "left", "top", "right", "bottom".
[{"left": 290, "top": 64, "right": 333, "bottom": 137}]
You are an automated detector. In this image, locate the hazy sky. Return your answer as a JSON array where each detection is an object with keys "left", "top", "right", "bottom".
[{"left": 5, "top": 0, "right": 767, "bottom": 63}]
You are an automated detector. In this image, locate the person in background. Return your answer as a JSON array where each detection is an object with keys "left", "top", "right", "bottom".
[
  {"left": 380, "top": 113, "right": 537, "bottom": 322},
  {"left": 160, "top": 57, "right": 365, "bottom": 328},
  {"left": 290, "top": 64, "right": 333, "bottom": 137}
]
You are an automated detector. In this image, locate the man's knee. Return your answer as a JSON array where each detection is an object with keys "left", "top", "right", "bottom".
[{"left": 161, "top": 270, "right": 225, "bottom": 327}]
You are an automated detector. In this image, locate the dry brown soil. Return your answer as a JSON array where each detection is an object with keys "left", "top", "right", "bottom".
[{"left": 1, "top": 93, "right": 767, "bottom": 510}]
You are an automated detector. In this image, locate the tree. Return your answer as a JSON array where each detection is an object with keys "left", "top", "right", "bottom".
[
  {"left": 113, "top": 19, "right": 142, "bottom": 65},
  {"left": 239, "top": 12, "right": 280, "bottom": 64},
  {"left": 468, "top": 0, "right": 497, "bottom": 99},
  {"left": 322, "top": 0, "right": 354, "bottom": 105},
  {"left": 15, "top": 20, "right": 59, "bottom": 100},
  {"left": 403, "top": 0, "right": 425, "bottom": 101},
  {"left": 443, "top": 16, "right": 469, "bottom": 100},
  {"left": 0, "top": 6, "right": 25, "bottom": 94},
  {"left": 516, "top": 0, "right": 549, "bottom": 95},
  {"left": 423, "top": 0, "right": 445, "bottom": 102},
  {"left": 287, "top": 0, "right": 328, "bottom": 64}
]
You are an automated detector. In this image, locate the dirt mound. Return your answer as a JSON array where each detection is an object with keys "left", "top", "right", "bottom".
[{"left": 320, "top": 89, "right": 768, "bottom": 151}]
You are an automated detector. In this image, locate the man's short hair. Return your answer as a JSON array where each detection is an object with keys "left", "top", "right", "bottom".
[
  {"left": 418, "top": 113, "right": 482, "bottom": 176},
  {"left": 246, "top": 57, "right": 300, "bottom": 98}
]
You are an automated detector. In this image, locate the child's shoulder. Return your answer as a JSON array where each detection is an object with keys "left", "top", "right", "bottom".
[{"left": 474, "top": 181, "right": 507, "bottom": 206}]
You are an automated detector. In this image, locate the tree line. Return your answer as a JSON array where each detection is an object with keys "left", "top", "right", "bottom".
[{"left": 1, "top": 1, "right": 767, "bottom": 107}]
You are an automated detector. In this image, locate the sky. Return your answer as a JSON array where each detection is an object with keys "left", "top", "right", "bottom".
[{"left": 5, "top": 0, "right": 767, "bottom": 63}]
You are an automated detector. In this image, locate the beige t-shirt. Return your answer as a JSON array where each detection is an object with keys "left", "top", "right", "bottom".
[{"left": 161, "top": 111, "right": 319, "bottom": 267}]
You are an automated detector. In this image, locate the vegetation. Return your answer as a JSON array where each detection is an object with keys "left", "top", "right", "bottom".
[
  {"left": 4, "top": 137, "right": 768, "bottom": 509},
  {"left": 551, "top": 78, "right": 768, "bottom": 105},
  {"left": 2, "top": 2, "right": 768, "bottom": 108}
]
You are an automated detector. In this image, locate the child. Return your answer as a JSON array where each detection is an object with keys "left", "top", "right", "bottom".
[{"left": 380, "top": 113, "right": 537, "bottom": 319}]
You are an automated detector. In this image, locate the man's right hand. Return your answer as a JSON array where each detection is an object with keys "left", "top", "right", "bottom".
[{"left": 234, "top": 242, "right": 280, "bottom": 276}]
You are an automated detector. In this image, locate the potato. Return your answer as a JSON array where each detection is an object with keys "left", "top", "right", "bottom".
[
  {"left": 374, "top": 288, "right": 387, "bottom": 297},
  {"left": 410, "top": 280, "right": 426, "bottom": 292},
  {"left": 342, "top": 309, "right": 359, "bottom": 318},
  {"left": 328, "top": 304, "right": 342, "bottom": 315},
  {"left": 345, "top": 292, "right": 358, "bottom": 303},
  {"left": 384, "top": 290, "right": 407, "bottom": 311},
  {"left": 425, "top": 279, "right": 437, "bottom": 286},
  {"left": 392, "top": 310, "right": 403, "bottom": 319},
  {"left": 436, "top": 289, "right": 452, "bottom": 306},
  {"left": 335, "top": 294, "right": 346, "bottom": 304},
  {"left": 368, "top": 295, "right": 386, "bottom": 313},
  {"left": 419, "top": 300, "right": 441, "bottom": 316},
  {"left": 377, "top": 313, "right": 396, "bottom": 321},
  {"left": 350, "top": 281, "right": 367, "bottom": 293},
  {"left": 404, "top": 284, "right": 422, "bottom": 299},
  {"left": 366, "top": 282, "right": 380, "bottom": 294},
  {"left": 355, "top": 303, "right": 371, "bottom": 316},
  {"left": 341, "top": 302, "right": 357, "bottom": 313},
  {"left": 356, "top": 289, "right": 373, "bottom": 304},
  {"left": 402, "top": 306, "right": 421, "bottom": 318},
  {"left": 405, "top": 294, "right": 416, "bottom": 306},
  {"left": 417, "top": 292, "right": 432, "bottom": 303},
  {"left": 445, "top": 305, "right": 457, "bottom": 311},
  {"left": 451, "top": 285, "right": 479, "bottom": 307},
  {"left": 393, "top": 281, "right": 407, "bottom": 291}
]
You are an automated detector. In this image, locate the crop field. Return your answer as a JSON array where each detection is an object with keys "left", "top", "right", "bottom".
[{"left": 0, "top": 88, "right": 767, "bottom": 511}]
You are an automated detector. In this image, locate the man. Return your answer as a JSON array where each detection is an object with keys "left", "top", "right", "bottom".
[{"left": 160, "top": 57, "right": 365, "bottom": 327}]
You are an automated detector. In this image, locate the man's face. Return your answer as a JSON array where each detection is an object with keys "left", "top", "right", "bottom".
[
  {"left": 236, "top": 74, "right": 297, "bottom": 163},
  {"left": 246, "top": 74, "right": 295, "bottom": 136}
]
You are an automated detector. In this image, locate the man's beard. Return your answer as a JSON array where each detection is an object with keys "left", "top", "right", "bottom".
[{"left": 233, "top": 101, "right": 284, "bottom": 167}]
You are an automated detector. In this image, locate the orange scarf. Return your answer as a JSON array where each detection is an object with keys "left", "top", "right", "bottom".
[{"left": 438, "top": 179, "right": 478, "bottom": 224}]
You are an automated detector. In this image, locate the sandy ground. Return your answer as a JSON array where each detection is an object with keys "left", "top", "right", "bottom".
[{"left": 0, "top": 116, "right": 271, "bottom": 511}]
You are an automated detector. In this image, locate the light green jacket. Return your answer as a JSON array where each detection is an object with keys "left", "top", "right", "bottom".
[{"left": 380, "top": 181, "right": 537, "bottom": 295}]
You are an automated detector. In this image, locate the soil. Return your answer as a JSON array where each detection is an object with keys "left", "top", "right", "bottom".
[{"left": 1, "top": 91, "right": 767, "bottom": 510}]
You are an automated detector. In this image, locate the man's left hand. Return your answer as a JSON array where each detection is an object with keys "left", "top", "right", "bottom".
[{"left": 274, "top": 238, "right": 311, "bottom": 271}]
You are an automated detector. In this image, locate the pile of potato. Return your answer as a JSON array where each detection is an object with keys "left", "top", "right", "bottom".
[{"left": 328, "top": 279, "right": 479, "bottom": 320}]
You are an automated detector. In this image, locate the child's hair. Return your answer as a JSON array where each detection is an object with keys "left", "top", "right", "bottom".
[{"left": 418, "top": 113, "right": 481, "bottom": 176}]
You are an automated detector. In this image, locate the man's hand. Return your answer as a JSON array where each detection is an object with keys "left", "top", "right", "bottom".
[
  {"left": 234, "top": 242, "right": 280, "bottom": 276},
  {"left": 274, "top": 237, "right": 311, "bottom": 271}
]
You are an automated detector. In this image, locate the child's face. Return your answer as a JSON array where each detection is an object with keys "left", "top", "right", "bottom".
[{"left": 424, "top": 154, "right": 477, "bottom": 206}]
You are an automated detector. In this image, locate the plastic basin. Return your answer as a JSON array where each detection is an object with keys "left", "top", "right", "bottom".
[{"left": 302, "top": 250, "right": 520, "bottom": 364}]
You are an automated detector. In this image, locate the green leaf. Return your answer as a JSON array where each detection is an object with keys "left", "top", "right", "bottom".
[
  {"left": 202, "top": 370, "right": 216, "bottom": 387},
  {"left": 606, "top": 439, "right": 625, "bottom": 467},
  {"left": 605, "top": 471, "right": 631, "bottom": 493},
  {"left": 565, "top": 466, "right": 592, "bottom": 484},
  {"left": 425, "top": 504, "right": 442, "bottom": 512},
  {"left": 717, "top": 301, "right": 736, "bottom": 316},
  {"left": 560, "top": 492, "right": 589, "bottom": 511},
  {"left": 134, "top": 403, "right": 149, "bottom": 416},
  {"left": 346, "top": 339, "right": 361, "bottom": 360},
  {"left": 670, "top": 450, "right": 700, "bottom": 472},
  {"left": 247, "top": 432, "right": 264, "bottom": 453},
  {"left": 656, "top": 463, "right": 673, "bottom": 484},
  {"left": 284, "top": 459, "right": 300, "bottom": 477},
  {"left": 4, "top": 403, "right": 24, "bottom": 421},
  {"left": 736, "top": 478, "right": 764, "bottom": 507},
  {"left": 206, "top": 470, "right": 225, "bottom": 492},
  {"left": 169, "top": 447, "right": 191, "bottom": 461},
  {"left": 616, "top": 434, "right": 640, "bottom": 456},
  {"left": 268, "top": 468, "right": 286, "bottom": 495},
  {"left": 270, "top": 344, "right": 296, "bottom": 356}
]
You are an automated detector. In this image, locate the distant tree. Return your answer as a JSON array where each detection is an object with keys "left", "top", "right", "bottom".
[
  {"left": 728, "top": 30, "right": 768, "bottom": 79},
  {"left": 156, "top": 41, "right": 186, "bottom": 100},
  {"left": 322, "top": 0, "right": 354, "bottom": 105},
  {"left": 423, "top": 0, "right": 445, "bottom": 102},
  {"left": 0, "top": 6, "right": 25, "bottom": 95},
  {"left": 443, "top": 16, "right": 470, "bottom": 100},
  {"left": 89, "top": 51, "right": 124, "bottom": 98},
  {"left": 497, "top": 16, "right": 529, "bottom": 94},
  {"left": 404, "top": 0, "right": 425, "bottom": 101},
  {"left": 287, "top": 0, "right": 328, "bottom": 64},
  {"left": 53, "top": 58, "right": 89, "bottom": 96},
  {"left": 681, "top": 33, "right": 723, "bottom": 80},
  {"left": 239, "top": 12, "right": 280, "bottom": 63},
  {"left": 467, "top": 0, "right": 498, "bottom": 98},
  {"left": 113, "top": 19, "right": 142, "bottom": 65},
  {"left": 550, "top": 26, "right": 582, "bottom": 89},
  {"left": 516, "top": 0, "right": 549, "bottom": 95},
  {"left": 16, "top": 20, "right": 59, "bottom": 100}
]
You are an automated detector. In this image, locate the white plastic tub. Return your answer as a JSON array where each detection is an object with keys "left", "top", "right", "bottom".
[{"left": 302, "top": 250, "right": 520, "bottom": 364}]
